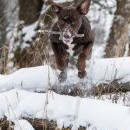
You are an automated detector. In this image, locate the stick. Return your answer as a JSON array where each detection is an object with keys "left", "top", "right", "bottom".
[{"left": 38, "top": 30, "right": 84, "bottom": 38}]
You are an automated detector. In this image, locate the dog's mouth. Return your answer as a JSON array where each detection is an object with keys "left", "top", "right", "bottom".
[
  {"left": 60, "top": 30, "right": 74, "bottom": 44},
  {"left": 62, "top": 37, "right": 73, "bottom": 44}
]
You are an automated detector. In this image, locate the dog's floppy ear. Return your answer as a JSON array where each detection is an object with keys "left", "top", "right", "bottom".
[
  {"left": 51, "top": 4, "right": 63, "bottom": 14},
  {"left": 77, "top": 0, "right": 91, "bottom": 15}
]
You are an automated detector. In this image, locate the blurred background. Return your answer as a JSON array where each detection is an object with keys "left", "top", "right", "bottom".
[{"left": 0, "top": 0, "right": 130, "bottom": 74}]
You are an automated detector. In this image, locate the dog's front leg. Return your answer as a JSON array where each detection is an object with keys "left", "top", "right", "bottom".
[
  {"left": 51, "top": 42, "right": 69, "bottom": 82},
  {"left": 56, "top": 54, "right": 69, "bottom": 82},
  {"left": 76, "top": 43, "right": 93, "bottom": 78}
]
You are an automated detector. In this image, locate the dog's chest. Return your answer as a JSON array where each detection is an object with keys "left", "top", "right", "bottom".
[{"left": 67, "top": 43, "right": 75, "bottom": 56}]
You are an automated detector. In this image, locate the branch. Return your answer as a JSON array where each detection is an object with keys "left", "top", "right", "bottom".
[{"left": 38, "top": 30, "right": 84, "bottom": 38}]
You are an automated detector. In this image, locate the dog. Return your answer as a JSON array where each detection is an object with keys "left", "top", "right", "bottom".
[{"left": 50, "top": 0, "right": 94, "bottom": 82}]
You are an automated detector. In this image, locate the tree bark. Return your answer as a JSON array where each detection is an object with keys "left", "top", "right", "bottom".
[
  {"left": 0, "top": 0, "right": 7, "bottom": 45},
  {"left": 18, "top": 0, "right": 43, "bottom": 25},
  {"left": 0, "top": 0, "right": 7, "bottom": 73},
  {"left": 105, "top": 0, "right": 130, "bottom": 57}
]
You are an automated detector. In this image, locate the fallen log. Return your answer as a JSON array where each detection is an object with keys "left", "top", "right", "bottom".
[
  {"left": 52, "top": 80, "right": 130, "bottom": 97},
  {"left": 91, "top": 80, "right": 130, "bottom": 96}
]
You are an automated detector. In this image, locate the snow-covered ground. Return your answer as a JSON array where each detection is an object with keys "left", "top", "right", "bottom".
[
  {"left": 1, "top": 57, "right": 130, "bottom": 130},
  {"left": 0, "top": 89, "right": 130, "bottom": 130},
  {"left": 1, "top": 1, "right": 130, "bottom": 130},
  {"left": 101, "top": 92, "right": 130, "bottom": 107},
  {"left": 14, "top": 120, "right": 35, "bottom": 130},
  {"left": 0, "top": 57, "right": 130, "bottom": 92}
]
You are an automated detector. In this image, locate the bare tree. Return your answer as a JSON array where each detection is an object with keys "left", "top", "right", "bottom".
[{"left": 105, "top": 0, "right": 130, "bottom": 57}]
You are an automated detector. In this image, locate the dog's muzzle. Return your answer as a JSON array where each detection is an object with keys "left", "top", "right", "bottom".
[{"left": 59, "top": 29, "right": 74, "bottom": 44}]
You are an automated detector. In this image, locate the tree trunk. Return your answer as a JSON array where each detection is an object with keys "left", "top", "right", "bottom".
[
  {"left": 0, "top": 0, "right": 7, "bottom": 73},
  {"left": 18, "top": 0, "right": 43, "bottom": 25},
  {"left": 6, "top": 0, "right": 45, "bottom": 71},
  {"left": 105, "top": 0, "right": 130, "bottom": 58},
  {"left": 0, "top": 0, "right": 7, "bottom": 45},
  {"left": 128, "top": 26, "right": 130, "bottom": 55}
]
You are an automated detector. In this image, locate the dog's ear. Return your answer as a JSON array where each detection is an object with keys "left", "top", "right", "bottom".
[
  {"left": 51, "top": 4, "right": 63, "bottom": 14},
  {"left": 77, "top": 0, "right": 91, "bottom": 15}
]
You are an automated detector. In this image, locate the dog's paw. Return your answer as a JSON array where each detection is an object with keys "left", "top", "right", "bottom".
[
  {"left": 78, "top": 71, "right": 86, "bottom": 79},
  {"left": 58, "top": 71, "right": 67, "bottom": 82}
]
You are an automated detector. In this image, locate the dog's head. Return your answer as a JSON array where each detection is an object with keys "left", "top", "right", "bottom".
[{"left": 52, "top": 0, "right": 91, "bottom": 44}]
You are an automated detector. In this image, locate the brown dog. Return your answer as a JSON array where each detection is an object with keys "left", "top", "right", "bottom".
[{"left": 50, "top": 0, "right": 94, "bottom": 82}]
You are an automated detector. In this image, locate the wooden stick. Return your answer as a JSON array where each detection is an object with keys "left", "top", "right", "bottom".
[{"left": 38, "top": 30, "right": 84, "bottom": 38}]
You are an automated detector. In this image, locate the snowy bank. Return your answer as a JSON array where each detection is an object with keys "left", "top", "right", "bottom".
[
  {"left": 0, "top": 89, "right": 130, "bottom": 130},
  {"left": 0, "top": 65, "right": 57, "bottom": 92},
  {"left": 0, "top": 57, "right": 130, "bottom": 92}
]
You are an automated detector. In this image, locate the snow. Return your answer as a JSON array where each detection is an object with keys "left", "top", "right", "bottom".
[
  {"left": 124, "top": 43, "right": 130, "bottom": 57},
  {"left": 0, "top": 65, "right": 57, "bottom": 92},
  {"left": 0, "top": 89, "right": 130, "bottom": 130},
  {"left": 88, "top": 0, "right": 116, "bottom": 58},
  {"left": 88, "top": 57, "right": 130, "bottom": 84},
  {"left": 21, "top": 21, "right": 38, "bottom": 49},
  {"left": 0, "top": 57, "right": 130, "bottom": 92},
  {"left": 14, "top": 120, "right": 34, "bottom": 130},
  {"left": 22, "top": 22, "right": 37, "bottom": 42},
  {"left": 1, "top": 57, "right": 130, "bottom": 130},
  {"left": 1, "top": 1, "right": 130, "bottom": 130},
  {"left": 101, "top": 92, "right": 130, "bottom": 107}
]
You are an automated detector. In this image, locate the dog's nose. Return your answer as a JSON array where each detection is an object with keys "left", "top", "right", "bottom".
[
  {"left": 63, "top": 34, "right": 70, "bottom": 39},
  {"left": 63, "top": 31, "right": 72, "bottom": 39}
]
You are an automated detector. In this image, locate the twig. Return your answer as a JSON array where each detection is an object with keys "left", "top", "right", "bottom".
[{"left": 38, "top": 30, "right": 84, "bottom": 38}]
